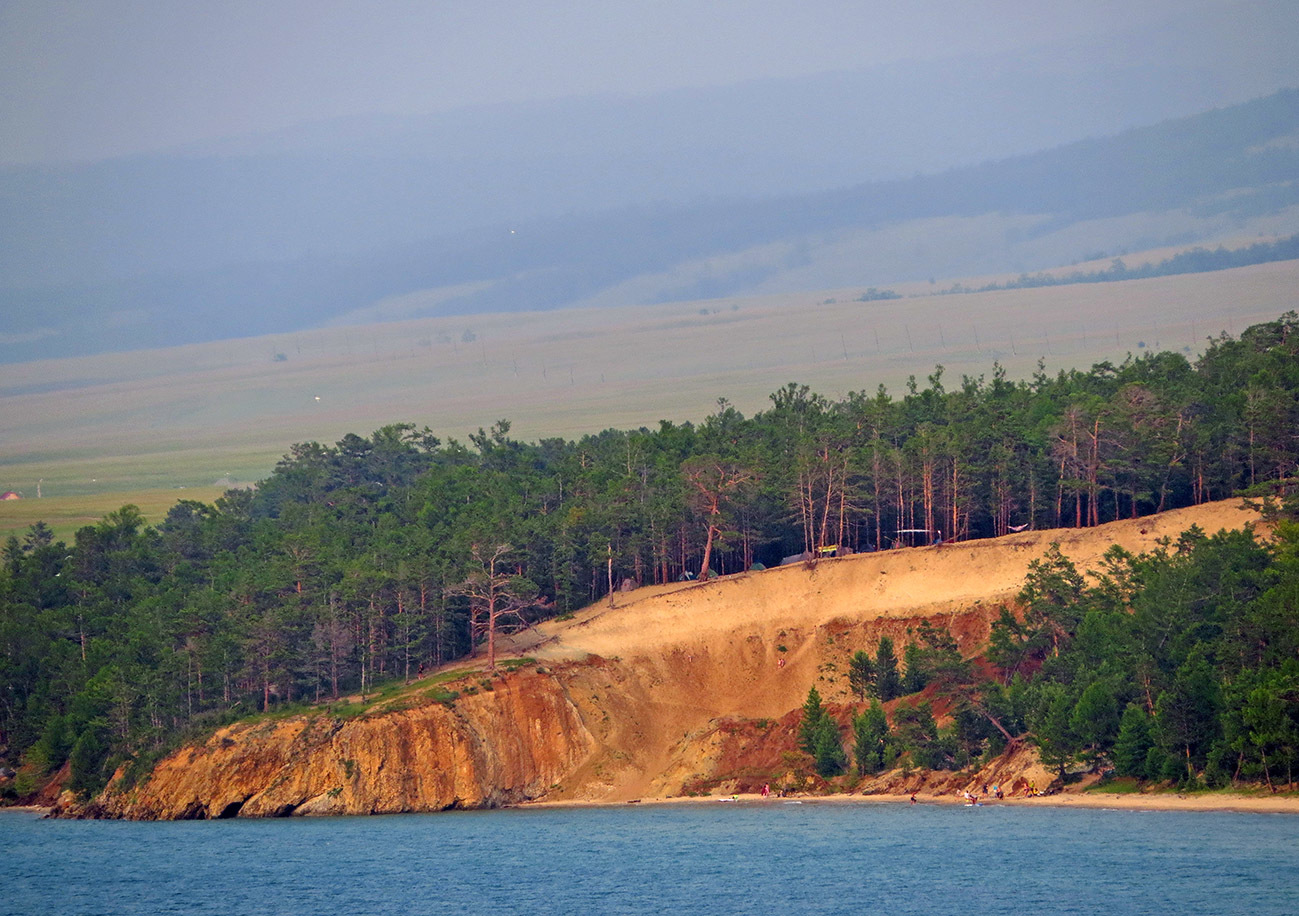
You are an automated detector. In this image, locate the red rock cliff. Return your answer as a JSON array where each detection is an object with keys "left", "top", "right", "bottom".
[{"left": 94, "top": 668, "right": 596, "bottom": 819}]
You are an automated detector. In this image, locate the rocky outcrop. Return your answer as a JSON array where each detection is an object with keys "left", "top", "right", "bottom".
[{"left": 89, "top": 667, "right": 596, "bottom": 819}]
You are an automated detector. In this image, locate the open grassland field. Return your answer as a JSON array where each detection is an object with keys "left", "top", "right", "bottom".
[
  {"left": 0, "top": 487, "right": 229, "bottom": 543},
  {"left": 1, "top": 259, "right": 1295, "bottom": 524}
]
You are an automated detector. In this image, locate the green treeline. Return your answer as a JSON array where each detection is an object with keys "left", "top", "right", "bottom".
[
  {"left": 989, "top": 526, "right": 1299, "bottom": 789},
  {"left": 809, "top": 519, "right": 1299, "bottom": 792},
  {"left": 2, "top": 313, "right": 1297, "bottom": 797},
  {"left": 840, "top": 522, "right": 1299, "bottom": 791},
  {"left": 957, "top": 234, "right": 1299, "bottom": 295}
]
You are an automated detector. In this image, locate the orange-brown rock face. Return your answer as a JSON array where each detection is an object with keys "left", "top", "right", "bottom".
[{"left": 97, "top": 668, "right": 596, "bottom": 820}]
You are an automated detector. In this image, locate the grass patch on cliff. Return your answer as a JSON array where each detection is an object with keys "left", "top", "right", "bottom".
[
  {"left": 328, "top": 679, "right": 425, "bottom": 718},
  {"left": 327, "top": 666, "right": 492, "bottom": 717},
  {"left": 426, "top": 686, "right": 460, "bottom": 705},
  {"left": 117, "top": 747, "right": 168, "bottom": 792}
]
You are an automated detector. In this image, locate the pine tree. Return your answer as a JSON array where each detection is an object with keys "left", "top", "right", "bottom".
[
  {"left": 875, "top": 637, "right": 901, "bottom": 701},
  {"left": 891, "top": 701, "right": 942, "bottom": 769},
  {"left": 902, "top": 641, "right": 928, "bottom": 694},
  {"left": 68, "top": 727, "right": 108, "bottom": 795},
  {"left": 799, "top": 686, "right": 826, "bottom": 754},
  {"left": 811, "top": 716, "right": 847, "bottom": 777},
  {"left": 1030, "top": 682, "right": 1079, "bottom": 780},
  {"left": 848, "top": 650, "right": 875, "bottom": 700},
  {"left": 1070, "top": 681, "right": 1120, "bottom": 766},
  {"left": 853, "top": 700, "right": 890, "bottom": 774},
  {"left": 1113, "top": 703, "right": 1153, "bottom": 778},
  {"left": 1155, "top": 652, "right": 1221, "bottom": 780}
]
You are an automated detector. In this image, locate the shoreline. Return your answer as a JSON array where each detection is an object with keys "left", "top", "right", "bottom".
[
  {"left": 8, "top": 791, "right": 1298, "bottom": 820},
  {"left": 519, "top": 789, "right": 1299, "bottom": 816}
]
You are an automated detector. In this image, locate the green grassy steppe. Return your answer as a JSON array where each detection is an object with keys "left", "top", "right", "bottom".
[
  {"left": 0, "top": 487, "right": 230, "bottom": 543},
  {"left": 1, "top": 258, "right": 1296, "bottom": 537}
]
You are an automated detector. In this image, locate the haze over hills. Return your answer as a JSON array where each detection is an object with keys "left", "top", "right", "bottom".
[
  {"left": 5, "top": 91, "right": 1298, "bottom": 363},
  {"left": 3, "top": 1, "right": 1299, "bottom": 363},
  {"left": 12, "top": 4, "right": 1299, "bottom": 855}
]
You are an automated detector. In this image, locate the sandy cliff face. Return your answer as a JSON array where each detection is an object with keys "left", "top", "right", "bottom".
[
  {"left": 94, "top": 668, "right": 596, "bottom": 819},
  {"left": 82, "top": 499, "right": 1259, "bottom": 819}
]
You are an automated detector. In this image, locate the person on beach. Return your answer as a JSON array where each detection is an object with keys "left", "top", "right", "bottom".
[{"left": 910, "top": 793, "right": 917, "bottom": 804}]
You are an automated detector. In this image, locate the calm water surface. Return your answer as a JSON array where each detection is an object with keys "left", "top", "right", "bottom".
[{"left": 3, "top": 802, "right": 1297, "bottom": 915}]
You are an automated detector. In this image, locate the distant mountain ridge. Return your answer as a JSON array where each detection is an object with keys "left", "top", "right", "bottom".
[{"left": 3, "top": 87, "right": 1299, "bottom": 362}]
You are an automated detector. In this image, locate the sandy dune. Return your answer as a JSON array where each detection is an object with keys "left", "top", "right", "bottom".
[{"left": 522, "top": 499, "right": 1261, "bottom": 664}]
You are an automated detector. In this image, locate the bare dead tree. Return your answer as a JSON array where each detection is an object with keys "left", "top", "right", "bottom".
[
  {"left": 681, "top": 458, "right": 755, "bottom": 581},
  {"left": 445, "top": 543, "right": 547, "bottom": 671}
]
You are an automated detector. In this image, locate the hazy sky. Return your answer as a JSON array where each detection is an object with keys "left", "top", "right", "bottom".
[{"left": 0, "top": 0, "right": 1240, "bottom": 166}]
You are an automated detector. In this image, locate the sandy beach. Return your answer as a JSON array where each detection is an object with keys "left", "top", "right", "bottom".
[
  {"left": 13, "top": 789, "right": 1297, "bottom": 820},
  {"left": 520, "top": 790, "right": 1299, "bottom": 816}
]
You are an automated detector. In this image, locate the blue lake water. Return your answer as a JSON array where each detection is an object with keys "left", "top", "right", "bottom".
[{"left": 3, "top": 802, "right": 1297, "bottom": 916}]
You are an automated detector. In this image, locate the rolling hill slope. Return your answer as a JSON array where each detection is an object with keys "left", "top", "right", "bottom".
[{"left": 4, "top": 89, "right": 1299, "bottom": 362}]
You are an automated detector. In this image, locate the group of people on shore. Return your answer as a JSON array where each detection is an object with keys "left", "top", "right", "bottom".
[{"left": 959, "top": 784, "right": 1006, "bottom": 804}]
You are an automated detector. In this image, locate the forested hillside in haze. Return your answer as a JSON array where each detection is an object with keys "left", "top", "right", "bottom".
[{"left": 1, "top": 314, "right": 1297, "bottom": 796}]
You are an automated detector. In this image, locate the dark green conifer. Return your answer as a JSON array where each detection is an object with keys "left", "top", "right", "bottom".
[
  {"left": 799, "top": 686, "right": 826, "bottom": 754},
  {"left": 848, "top": 650, "right": 875, "bottom": 700},
  {"left": 853, "top": 700, "right": 890, "bottom": 775},
  {"left": 1113, "top": 703, "right": 1153, "bottom": 778},
  {"left": 875, "top": 638, "right": 901, "bottom": 701}
]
